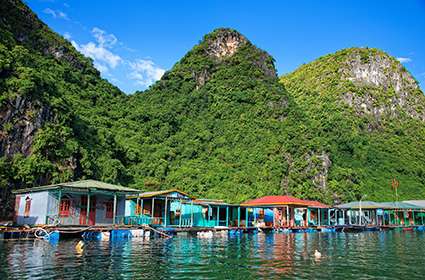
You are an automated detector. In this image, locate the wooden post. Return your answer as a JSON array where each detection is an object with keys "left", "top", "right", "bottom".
[
  {"left": 136, "top": 197, "right": 139, "bottom": 216},
  {"left": 179, "top": 199, "right": 182, "bottom": 227},
  {"left": 216, "top": 206, "right": 220, "bottom": 226},
  {"left": 412, "top": 211, "right": 415, "bottom": 226},
  {"left": 141, "top": 199, "right": 144, "bottom": 216},
  {"left": 318, "top": 208, "right": 321, "bottom": 226},
  {"left": 57, "top": 188, "right": 62, "bottom": 217},
  {"left": 113, "top": 193, "right": 117, "bottom": 225},
  {"left": 190, "top": 201, "right": 194, "bottom": 227},
  {"left": 151, "top": 198, "right": 155, "bottom": 223},
  {"left": 246, "top": 207, "right": 248, "bottom": 228},
  {"left": 237, "top": 207, "right": 240, "bottom": 228},
  {"left": 226, "top": 207, "right": 229, "bottom": 227},
  {"left": 86, "top": 192, "right": 91, "bottom": 225},
  {"left": 164, "top": 197, "right": 168, "bottom": 226},
  {"left": 286, "top": 206, "right": 289, "bottom": 227}
]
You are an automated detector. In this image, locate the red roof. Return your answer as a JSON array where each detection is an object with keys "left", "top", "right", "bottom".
[
  {"left": 303, "top": 200, "right": 330, "bottom": 208},
  {"left": 242, "top": 195, "right": 308, "bottom": 206},
  {"left": 242, "top": 195, "right": 329, "bottom": 208}
]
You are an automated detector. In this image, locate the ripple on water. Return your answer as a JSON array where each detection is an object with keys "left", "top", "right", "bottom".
[{"left": 1, "top": 231, "right": 425, "bottom": 279}]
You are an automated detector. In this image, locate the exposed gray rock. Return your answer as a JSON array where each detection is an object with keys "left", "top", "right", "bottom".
[
  {"left": 0, "top": 96, "right": 53, "bottom": 157},
  {"left": 340, "top": 51, "right": 425, "bottom": 122},
  {"left": 206, "top": 29, "right": 246, "bottom": 59}
]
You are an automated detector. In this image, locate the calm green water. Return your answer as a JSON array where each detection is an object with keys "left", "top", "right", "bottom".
[{"left": 1, "top": 231, "right": 424, "bottom": 279}]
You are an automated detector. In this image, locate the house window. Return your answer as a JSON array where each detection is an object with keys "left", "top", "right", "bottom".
[
  {"left": 24, "top": 196, "right": 31, "bottom": 217},
  {"left": 59, "top": 197, "right": 71, "bottom": 217},
  {"left": 105, "top": 201, "right": 113, "bottom": 219}
]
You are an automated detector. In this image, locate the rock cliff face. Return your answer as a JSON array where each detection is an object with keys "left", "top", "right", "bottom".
[
  {"left": 205, "top": 29, "right": 247, "bottom": 59},
  {"left": 0, "top": 96, "right": 52, "bottom": 157},
  {"left": 340, "top": 49, "right": 425, "bottom": 122}
]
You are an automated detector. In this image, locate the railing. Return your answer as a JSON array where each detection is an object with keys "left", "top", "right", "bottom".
[
  {"left": 116, "top": 215, "right": 152, "bottom": 225},
  {"left": 46, "top": 215, "right": 80, "bottom": 225}
]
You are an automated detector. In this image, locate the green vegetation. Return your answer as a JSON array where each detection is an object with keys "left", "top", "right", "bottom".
[{"left": 1, "top": 1, "right": 424, "bottom": 216}]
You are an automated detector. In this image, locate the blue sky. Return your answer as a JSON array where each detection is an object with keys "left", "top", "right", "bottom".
[{"left": 26, "top": 0, "right": 425, "bottom": 94}]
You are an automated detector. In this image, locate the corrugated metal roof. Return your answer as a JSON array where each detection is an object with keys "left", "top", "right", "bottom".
[
  {"left": 403, "top": 200, "right": 425, "bottom": 208},
  {"left": 242, "top": 196, "right": 309, "bottom": 207},
  {"left": 377, "top": 202, "right": 424, "bottom": 210},
  {"left": 303, "top": 200, "right": 330, "bottom": 208},
  {"left": 334, "top": 201, "right": 381, "bottom": 209},
  {"left": 335, "top": 201, "right": 425, "bottom": 210},
  {"left": 12, "top": 179, "right": 139, "bottom": 194},
  {"left": 192, "top": 199, "right": 239, "bottom": 206},
  {"left": 134, "top": 189, "right": 193, "bottom": 199}
]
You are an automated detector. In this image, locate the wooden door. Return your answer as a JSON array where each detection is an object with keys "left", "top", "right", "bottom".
[{"left": 80, "top": 195, "right": 96, "bottom": 225}]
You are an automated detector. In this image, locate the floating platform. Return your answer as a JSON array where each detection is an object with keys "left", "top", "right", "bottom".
[{"left": 2, "top": 224, "right": 425, "bottom": 242}]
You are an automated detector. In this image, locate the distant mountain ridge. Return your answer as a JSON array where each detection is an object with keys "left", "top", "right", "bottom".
[{"left": 1, "top": 0, "right": 424, "bottom": 217}]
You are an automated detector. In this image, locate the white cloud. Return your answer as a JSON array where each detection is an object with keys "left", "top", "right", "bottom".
[
  {"left": 73, "top": 41, "right": 121, "bottom": 70},
  {"left": 71, "top": 27, "right": 122, "bottom": 74},
  {"left": 43, "top": 8, "right": 69, "bottom": 20},
  {"left": 63, "top": 32, "right": 71, "bottom": 40},
  {"left": 92, "top": 27, "right": 118, "bottom": 48},
  {"left": 129, "top": 59, "right": 165, "bottom": 87},
  {"left": 397, "top": 57, "right": 412, "bottom": 63}
]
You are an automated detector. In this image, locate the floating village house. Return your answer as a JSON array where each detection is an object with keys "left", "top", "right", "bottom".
[
  {"left": 124, "top": 189, "right": 194, "bottom": 227},
  {"left": 13, "top": 180, "right": 139, "bottom": 226},
  {"left": 124, "top": 190, "right": 241, "bottom": 228},
  {"left": 334, "top": 201, "right": 425, "bottom": 226},
  {"left": 241, "top": 196, "right": 331, "bottom": 228}
]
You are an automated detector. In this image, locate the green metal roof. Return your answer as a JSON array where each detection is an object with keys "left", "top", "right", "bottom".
[
  {"left": 335, "top": 200, "right": 425, "bottom": 210},
  {"left": 376, "top": 202, "right": 424, "bottom": 210},
  {"left": 334, "top": 201, "right": 381, "bottom": 209},
  {"left": 128, "top": 189, "right": 194, "bottom": 199},
  {"left": 12, "top": 179, "right": 140, "bottom": 194},
  {"left": 403, "top": 200, "right": 425, "bottom": 208}
]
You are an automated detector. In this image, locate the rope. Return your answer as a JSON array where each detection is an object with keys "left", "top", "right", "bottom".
[
  {"left": 34, "top": 228, "right": 49, "bottom": 239},
  {"left": 145, "top": 225, "right": 172, "bottom": 238}
]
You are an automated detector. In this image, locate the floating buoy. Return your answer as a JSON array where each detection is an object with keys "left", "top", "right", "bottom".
[{"left": 75, "top": 240, "right": 84, "bottom": 254}]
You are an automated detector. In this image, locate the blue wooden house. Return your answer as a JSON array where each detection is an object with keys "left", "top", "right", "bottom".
[{"left": 13, "top": 180, "right": 139, "bottom": 226}]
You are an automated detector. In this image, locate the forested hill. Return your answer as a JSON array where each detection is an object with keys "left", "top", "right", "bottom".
[
  {"left": 1, "top": 0, "right": 424, "bottom": 217},
  {"left": 0, "top": 0, "right": 128, "bottom": 216},
  {"left": 281, "top": 48, "right": 425, "bottom": 203}
]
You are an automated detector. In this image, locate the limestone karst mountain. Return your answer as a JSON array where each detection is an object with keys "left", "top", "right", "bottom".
[{"left": 1, "top": 0, "right": 424, "bottom": 217}]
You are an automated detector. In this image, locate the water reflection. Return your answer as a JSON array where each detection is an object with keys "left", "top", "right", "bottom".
[{"left": 1, "top": 231, "right": 425, "bottom": 279}]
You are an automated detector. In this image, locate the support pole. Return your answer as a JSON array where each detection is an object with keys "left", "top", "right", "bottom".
[
  {"left": 216, "top": 206, "right": 220, "bottom": 226},
  {"left": 226, "top": 207, "right": 229, "bottom": 227},
  {"left": 151, "top": 198, "right": 155, "bottom": 224},
  {"left": 190, "top": 201, "right": 194, "bottom": 227},
  {"left": 164, "top": 197, "right": 168, "bottom": 226},
  {"left": 246, "top": 207, "right": 248, "bottom": 228},
  {"left": 86, "top": 192, "right": 91, "bottom": 225},
  {"left": 318, "top": 208, "right": 321, "bottom": 226},
  {"left": 237, "top": 207, "right": 240, "bottom": 228},
  {"left": 141, "top": 199, "right": 144, "bottom": 216},
  {"left": 113, "top": 193, "right": 117, "bottom": 225},
  {"left": 179, "top": 199, "right": 182, "bottom": 227},
  {"left": 286, "top": 205, "right": 291, "bottom": 227},
  {"left": 57, "top": 188, "right": 62, "bottom": 217},
  {"left": 136, "top": 197, "right": 139, "bottom": 216}
]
